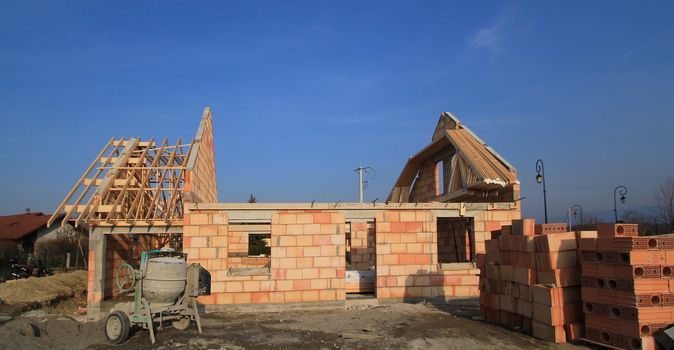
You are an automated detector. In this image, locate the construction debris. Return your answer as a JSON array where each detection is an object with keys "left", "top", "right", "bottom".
[{"left": 0, "top": 271, "right": 86, "bottom": 305}]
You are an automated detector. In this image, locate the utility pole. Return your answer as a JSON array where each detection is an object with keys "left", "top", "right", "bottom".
[{"left": 355, "top": 166, "right": 372, "bottom": 203}]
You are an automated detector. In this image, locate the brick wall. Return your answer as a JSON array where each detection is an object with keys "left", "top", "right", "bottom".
[
  {"left": 104, "top": 234, "right": 160, "bottom": 298},
  {"left": 185, "top": 108, "right": 218, "bottom": 204},
  {"left": 348, "top": 221, "right": 375, "bottom": 270},
  {"left": 181, "top": 205, "right": 520, "bottom": 306},
  {"left": 376, "top": 210, "right": 477, "bottom": 299},
  {"left": 375, "top": 208, "right": 519, "bottom": 300},
  {"left": 409, "top": 149, "right": 453, "bottom": 202},
  {"left": 183, "top": 209, "right": 346, "bottom": 305}
]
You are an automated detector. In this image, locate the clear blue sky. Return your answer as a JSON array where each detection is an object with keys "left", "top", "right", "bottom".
[{"left": 1, "top": 1, "right": 673, "bottom": 223}]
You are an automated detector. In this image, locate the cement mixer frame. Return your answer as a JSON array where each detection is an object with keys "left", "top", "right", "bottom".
[{"left": 105, "top": 249, "right": 210, "bottom": 344}]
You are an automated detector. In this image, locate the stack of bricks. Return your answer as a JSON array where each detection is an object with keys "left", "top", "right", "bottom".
[
  {"left": 479, "top": 219, "right": 585, "bottom": 343},
  {"left": 580, "top": 223, "right": 669, "bottom": 350},
  {"left": 531, "top": 227, "right": 584, "bottom": 343}
]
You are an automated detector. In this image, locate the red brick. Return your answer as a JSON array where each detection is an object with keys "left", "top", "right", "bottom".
[{"left": 293, "top": 280, "right": 311, "bottom": 291}]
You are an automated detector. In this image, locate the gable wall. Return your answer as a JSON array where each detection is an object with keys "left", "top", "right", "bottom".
[{"left": 409, "top": 148, "right": 453, "bottom": 202}]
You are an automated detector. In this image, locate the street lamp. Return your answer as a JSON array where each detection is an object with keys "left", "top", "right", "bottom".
[
  {"left": 613, "top": 185, "right": 627, "bottom": 223},
  {"left": 535, "top": 159, "right": 548, "bottom": 224},
  {"left": 571, "top": 204, "right": 583, "bottom": 230}
]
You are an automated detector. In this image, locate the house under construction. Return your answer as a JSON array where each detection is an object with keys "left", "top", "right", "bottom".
[{"left": 50, "top": 107, "right": 521, "bottom": 315}]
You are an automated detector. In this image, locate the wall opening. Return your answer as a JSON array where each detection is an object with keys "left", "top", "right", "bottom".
[
  {"left": 435, "top": 160, "right": 446, "bottom": 195},
  {"left": 227, "top": 221, "right": 271, "bottom": 275},
  {"left": 345, "top": 221, "right": 376, "bottom": 295},
  {"left": 248, "top": 233, "right": 271, "bottom": 257},
  {"left": 437, "top": 217, "right": 473, "bottom": 264}
]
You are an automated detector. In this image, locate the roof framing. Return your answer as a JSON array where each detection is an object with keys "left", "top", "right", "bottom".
[
  {"left": 388, "top": 112, "right": 519, "bottom": 203},
  {"left": 49, "top": 107, "right": 217, "bottom": 228}
]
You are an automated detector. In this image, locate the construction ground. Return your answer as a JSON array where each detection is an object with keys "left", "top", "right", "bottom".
[
  {"left": 2, "top": 108, "right": 670, "bottom": 349},
  {"left": 0, "top": 281, "right": 584, "bottom": 350}
]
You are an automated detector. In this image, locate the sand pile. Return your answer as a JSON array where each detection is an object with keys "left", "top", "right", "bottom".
[
  {"left": 0, "top": 316, "right": 105, "bottom": 349},
  {"left": 0, "top": 271, "right": 86, "bottom": 305}
]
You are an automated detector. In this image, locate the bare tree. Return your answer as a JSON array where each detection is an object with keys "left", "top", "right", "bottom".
[
  {"left": 655, "top": 177, "right": 674, "bottom": 233},
  {"left": 623, "top": 210, "right": 658, "bottom": 236},
  {"left": 575, "top": 214, "right": 603, "bottom": 231}
]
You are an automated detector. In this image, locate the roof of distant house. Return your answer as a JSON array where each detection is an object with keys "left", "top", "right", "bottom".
[{"left": 0, "top": 212, "right": 63, "bottom": 240}]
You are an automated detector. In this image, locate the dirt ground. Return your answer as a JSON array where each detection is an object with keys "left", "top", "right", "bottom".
[
  {"left": 0, "top": 297, "right": 591, "bottom": 350},
  {"left": 0, "top": 270, "right": 86, "bottom": 305}
]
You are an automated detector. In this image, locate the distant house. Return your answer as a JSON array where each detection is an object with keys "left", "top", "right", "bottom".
[{"left": 0, "top": 212, "right": 73, "bottom": 258}]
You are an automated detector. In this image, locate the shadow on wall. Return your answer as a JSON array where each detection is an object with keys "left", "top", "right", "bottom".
[{"left": 403, "top": 269, "right": 480, "bottom": 318}]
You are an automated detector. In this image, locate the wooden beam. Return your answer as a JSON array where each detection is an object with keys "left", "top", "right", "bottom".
[
  {"left": 64, "top": 138, "right": 125, "bottom": 227},
  {"left": 76, "top": 138, "right": 139, "bottom": 227}
]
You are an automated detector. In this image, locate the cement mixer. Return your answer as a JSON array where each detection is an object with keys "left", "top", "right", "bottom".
[{"left": 105, "top": 248, "right": 211, "bottom": 344}]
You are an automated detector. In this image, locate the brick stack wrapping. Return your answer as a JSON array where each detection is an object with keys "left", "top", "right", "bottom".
[
  {"left": 580, "top": 223, "right": 668, "bottom": 350},
  {"left": 478, "top": 219, "right": 586, "bottom": 343}
]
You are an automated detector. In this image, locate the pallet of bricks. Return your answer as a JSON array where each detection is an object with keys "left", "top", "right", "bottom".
[
  {"left": 478, "top": 218, "right": 589, "bottom": 343},
  {"left": 580, "top": 223, "right": 674, "bottom": 350}
]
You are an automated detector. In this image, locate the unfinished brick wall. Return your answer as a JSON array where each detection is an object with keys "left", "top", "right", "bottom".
[
  {"left": 348, "top": 221, "right": 375, "bottom": 270},
  {"left": 185, "top": 108, "right": 218, "bottom": 204},
  {"left": 183, "top": 209, "right": 346, "bottom": 306},
  {"left": 409, "top": 148, "right": 453, "bottom": 202},
  {"left": 375, "top": 210, "right": 477, "bottom": 299},
  {"left": 375, "top": 208, "right": 520, "bottom": 300},
  {"left": 103, "top": 234, "right": 160, "bottom": 298},
  {"left": 181, "top": 205, "right": 520, "bottom": 306}
]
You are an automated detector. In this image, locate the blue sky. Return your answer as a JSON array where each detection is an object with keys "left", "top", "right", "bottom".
[{"left": 1, "top": 1, "right": 673, "bottom": 223}]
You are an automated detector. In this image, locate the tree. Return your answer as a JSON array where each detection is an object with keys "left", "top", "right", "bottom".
[
  {"left": 623, "top": 210, "right": 658, "bottom": 236},
  {"left": 248, "top": 194, "right": 257, "bottom": 203},
  {"left": 655, "top": 177, "right": 674, "bottom": 233},
  {"left": 574, "top": 214, "right": 603, "bottom": 231}
]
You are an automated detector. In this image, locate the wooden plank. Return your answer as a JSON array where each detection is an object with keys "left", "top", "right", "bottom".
[
  {"left": 106, "top": 138, "right": 152, "bottom": 223},
  {"left": 127, "top": 138, "right": 168, "bottom": 223},
  {"left": 143, "top": 138, "right": 179, "bottom": 222},
  {"left": 165, "top": 138, "right": 193, "bottom": 221},
  {"left": 75, "top": 138, "right": 139, "bottom": 227},
  {"left": 65, "top": 205, "right": 121, "bottom": 212},
  {"left": 83, "top": 178, "right": 142, "bottom": 186},
  {"left": 100, "top": 157, "right": 142, "bottom": 164}
]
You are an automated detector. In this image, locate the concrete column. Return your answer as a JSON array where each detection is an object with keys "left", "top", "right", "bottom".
[{"left": 87, "top": 227, "right": 106, "bottom": 317}]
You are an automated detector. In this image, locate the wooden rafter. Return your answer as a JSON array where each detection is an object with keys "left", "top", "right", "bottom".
[{"left": 49, "top": 137, "right": 193, "bottom": 227}]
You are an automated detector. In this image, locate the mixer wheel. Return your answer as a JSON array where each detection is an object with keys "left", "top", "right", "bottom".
[
  {"left": 172, "top": 317, "right": 191, "bottom": 330},
  {"left": 105, "top": 311, "right": 130, "bottom": 344}
]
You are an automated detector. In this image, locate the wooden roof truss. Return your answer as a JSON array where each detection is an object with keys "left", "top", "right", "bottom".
[
  {"left": 49, "top": 137, "right": 193, "bottom": 227},
  {"left": 388, "top": 112, "right": 519, "bottom": 203}
]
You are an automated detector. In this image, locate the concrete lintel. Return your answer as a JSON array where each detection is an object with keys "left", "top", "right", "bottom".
[
  {"left": 225, "top": 211, "right": 275, "bottom": 222},
  {"left": 95, "top": 226, "right": 182, "bottom": 235},
  {"left": 188, "top": 202, "right": 516, "bottom": 211},
  {"left": 346, "top": 217, "right": 374, "bottom": 223}
]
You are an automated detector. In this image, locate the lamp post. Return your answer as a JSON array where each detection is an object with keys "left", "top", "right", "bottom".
[
  {"left": 613, "top": 185, "right": 627, "bottom": 223},
  {"left": 535, "top": 159, "right": 548, "bottom": 224},
  {"left": 571, "top": 204, "right": 583, "bottom": 230}
]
